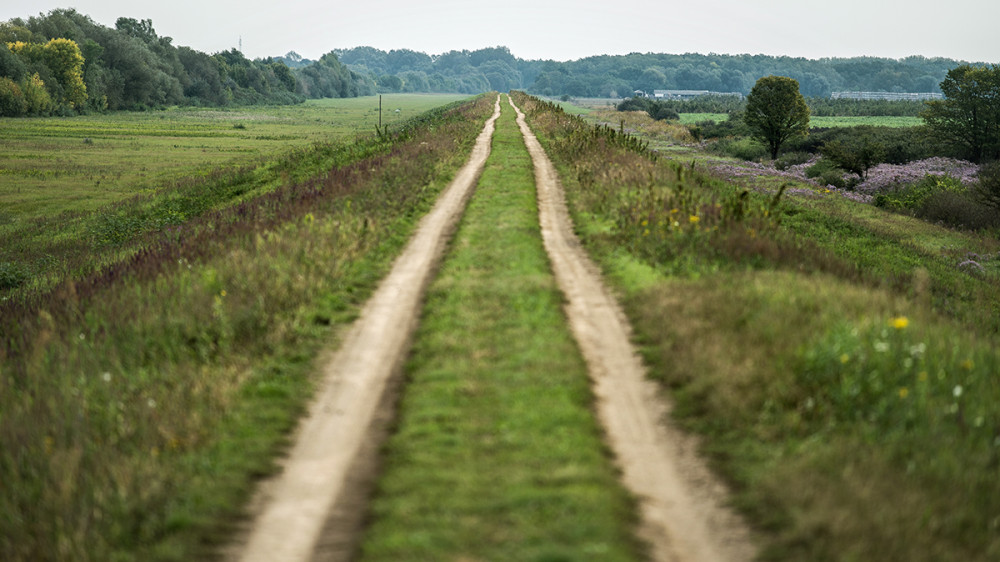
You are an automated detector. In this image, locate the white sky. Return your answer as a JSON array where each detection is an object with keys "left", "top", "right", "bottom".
[{"left": 2, "top": 0, "right": 997, "bottom": 63}]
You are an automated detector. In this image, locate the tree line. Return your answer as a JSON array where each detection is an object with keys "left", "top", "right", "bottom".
[
  {"left": 333, "top": 47, "right": 976, "bottom": 99},
  {"left": 0, "top": 9, "right": 373, "bottom": 116}
]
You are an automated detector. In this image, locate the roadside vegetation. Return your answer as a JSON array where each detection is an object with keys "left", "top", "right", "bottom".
[
  {"left": 515, "top": 90, "right": 1000, "bottom": 560},
  {"left": 359, "top": 94, "right": 641, "bottom": 561},
  {"left": 0, "top": 93, "right": 489, "bottom": 561},
  {"left": 615, "top": 67, "right": 1000, "bottom": 234}
]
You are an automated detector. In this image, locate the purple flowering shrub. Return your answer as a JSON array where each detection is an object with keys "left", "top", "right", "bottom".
[{"left": 854, "top": 157, "right": 979, "bottom": 195}]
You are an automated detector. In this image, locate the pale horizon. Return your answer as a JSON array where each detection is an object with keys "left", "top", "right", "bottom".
[{"left": 2, "top": 0, "right": 997, "bottom": 65}]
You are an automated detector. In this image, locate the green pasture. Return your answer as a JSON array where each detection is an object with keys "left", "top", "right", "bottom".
[
  {"left": 678, "top": 112, "right": 922, "bottom": 128},
  {"left": 0, "top": 94, "right": 469, "bottom": 296},
  {"left": 0, "top": 94, "right": 468, "bottom": 220}
]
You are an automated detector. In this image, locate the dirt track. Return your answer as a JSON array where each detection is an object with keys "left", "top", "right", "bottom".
[
  {"left": 509, "top": 96, "right": 754, "bottom": 562},
  {"left": 228, "top": 94, "right": 754, "bottom": 561},
  {"left": 229, "top": 95, "right": 502, "bottom": 562}
]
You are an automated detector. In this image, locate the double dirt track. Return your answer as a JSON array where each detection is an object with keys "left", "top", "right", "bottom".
[{"left": 228, "top": 94, "right": 754, "bottom": 562}]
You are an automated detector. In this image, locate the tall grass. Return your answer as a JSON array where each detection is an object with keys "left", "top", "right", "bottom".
[
  {"left": 0, "top": 94, "right": 493, "bottom": 561},
  {"left": 514, "top": 91, "right": 1000, "bottom": 561}
]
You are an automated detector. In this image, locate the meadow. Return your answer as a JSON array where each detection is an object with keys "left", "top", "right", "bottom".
[
  {"left": 0, "top": 93, "right": 488, "bottom": 560},
  {"left": 515, "top": 91, "right": 1000, "bottom": 561},
  {"left": 678, "top": 113, "right": 923, "bottom": 128},
  {"left": 0, "top": 94, "right": 468, "bottom": 297}
]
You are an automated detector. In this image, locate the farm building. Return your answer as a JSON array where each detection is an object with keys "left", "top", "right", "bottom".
[{"left": 831, "top": 91, "right": 943, "bottom": 101}]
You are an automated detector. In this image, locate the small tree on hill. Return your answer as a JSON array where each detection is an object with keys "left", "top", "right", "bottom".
[
  {"left": 744, "top": 75, "right": 810, "bottom": 159},
  {"left": 821, "top": 128, "right": 887, "bottom": 181}
]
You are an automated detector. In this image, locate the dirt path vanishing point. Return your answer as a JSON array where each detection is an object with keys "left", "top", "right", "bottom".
[
  {"left": 229, "top": 95, "right": 502, "bottom": 562},
  {"left": 508, "top": 96, "right": 756, "bottom": 562}
]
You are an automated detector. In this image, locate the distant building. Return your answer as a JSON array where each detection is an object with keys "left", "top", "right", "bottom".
[
  {"left": 831, "top": 91, "right": 943, "bottom": 101},
  {"left": 652, "top": 90, "right": 744, "bottom": 100}
]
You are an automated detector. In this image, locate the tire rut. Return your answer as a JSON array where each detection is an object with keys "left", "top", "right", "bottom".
[
  {"left": 227, "top": 95, "right": 502, "bottom": 562},
  {"left": 507, "top": 96, "right": 756, "bottom": 562}
]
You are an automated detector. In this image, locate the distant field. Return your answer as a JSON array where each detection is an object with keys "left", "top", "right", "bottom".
[
  {"left": 0, "top": 94, "right": 469, "bottom": 221},
  {"left": 679, "top": 113, "right": 729, "bottom": 124},
  {"left": 679, "top": 112, "right": 922, "bottom": 128},
  {"left": 809, "top": 115, "right": 923, "bottom": 128},
  {"left": 0, "top": 94, "right": 470, "bottom": 296}
]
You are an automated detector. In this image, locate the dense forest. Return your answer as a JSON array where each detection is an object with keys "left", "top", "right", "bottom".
[
  {"left": 0, "top": 9, "right": 373, "bottom": 116},
  {"left": 334, "top": 46, "right": 972, "bottom": 98}
]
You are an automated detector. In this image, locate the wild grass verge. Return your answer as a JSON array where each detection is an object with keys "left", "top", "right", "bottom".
[
  {"left": 359, "top": 95, "right": 641, "bottom": 561},
  {"left": 514, "top": 91, "right": 1000, "bottom": 561},
  {"left": 0, "top": 94, "right": 492, "bottom": 561}
]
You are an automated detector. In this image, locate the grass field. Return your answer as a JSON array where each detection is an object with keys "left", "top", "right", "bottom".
[
  {"left": 0, "top": 94, "right": 469, "bottom": 297},
  {"left": 516, "top": 92, "right": 1000, "bottom": 561},
  {"left": 359, "top": 94, "right": 641, "bottom": 561},
  {"left": 677, "top": 112, "right": 923, "bottom": 128},
  {"left": 0, "top": 94, "right": 469, "bottom": 220},
  {"left": 0, "top": 94, "right": 490, "bottom": 561}
]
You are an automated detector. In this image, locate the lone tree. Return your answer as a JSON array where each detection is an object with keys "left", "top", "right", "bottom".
[
  {"left": 744, "top": 75, "right": 810, "bottom": 159},
  {"left": 922, "top": 64, "right": 1000, "bottom": 163},
  {"left": 821, "top": 127, "right": 886, "bottom": 181}
]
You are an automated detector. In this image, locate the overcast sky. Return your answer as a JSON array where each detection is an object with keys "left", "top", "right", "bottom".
[{"left": 3, "top": 0, "right": 998, "bottom": 63}]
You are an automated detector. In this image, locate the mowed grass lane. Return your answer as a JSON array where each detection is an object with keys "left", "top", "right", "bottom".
[{"left": 358, "top": 95, "right": 642, "bottom": 561}]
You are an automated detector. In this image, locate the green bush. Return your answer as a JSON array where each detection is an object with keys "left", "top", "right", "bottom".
[
  {"left": 873, "top": 174, "right": 967, "bottom": 212},
  {"left": 787, "top": 126, "right": 945, "bottom": 164},
  {"left": 920, "top": 189, "right": 999, "bottom": 230},
  {"left": 0, "top": 76, "right": 27, "bottom": 116},
  {"left": 0, "top": 262, "right": 29, "bottom": 290},
  {"left": 708, "top": 136, "right": 769, "bottom": 161},
  {"left": 775, "top": 151, "right": 813, "bottom": 170},
  {"left": 973, "top": 161, "right": 1000, "bottom": 213}
]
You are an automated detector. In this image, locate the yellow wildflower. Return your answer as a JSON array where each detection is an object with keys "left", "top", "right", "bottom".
[
  {"left": 898, "top": 387, "right": 909, "bottom": 399},
  {"left": 688, "top": 215, "right": 700, "bottom": 224},
  {"left": 890, "top": 316, "right": 909, "bottom": 330},
  {"left": 839, "top": 353, "right": 850, "bottom": 364}
]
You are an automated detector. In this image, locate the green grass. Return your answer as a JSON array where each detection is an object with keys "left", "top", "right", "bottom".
[
  {"left": 810, "top": 115, "right": 923, "bottom": 128},
  {"left": 515, "top": 92, "right": 1000, "bottom": 561},
  {"left": 679, "top": 112, "right": 729, "bottom": 124},
  {"left": 678, "top": 113, "right": 922, "bottom": 128},
  {"left": 0, "top": 95, "right": 468, "bottom": 220},
  {"left": 0, "top": 95, "right": 494, "bottom": 561},
  {"left": 0, "top": 94, "right": 468, "bottom": 298},
  {"left": 359, "top": 95, "right": 641, "bottom": 561}
]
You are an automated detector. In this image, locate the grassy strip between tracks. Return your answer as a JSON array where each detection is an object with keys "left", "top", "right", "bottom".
[
  {"left": 358, "top": 95, "right": 643, "bottom": 561},
  {"left": 514, "top": 91, "right": 1000, "bottom": 561},
  {"left": 0, "top": 94, "right": 492, "bottom": 561}
]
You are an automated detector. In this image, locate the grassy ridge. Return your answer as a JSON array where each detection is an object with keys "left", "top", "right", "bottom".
[
  {"left": 514, "top": 91, "right": 1000, "bottom": 561},
  {"left": 359, "top": 95, "right": 641, "bottom": 561},
  {"left": 0, "top": 94, "right": 491, "bottom": 561}
]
